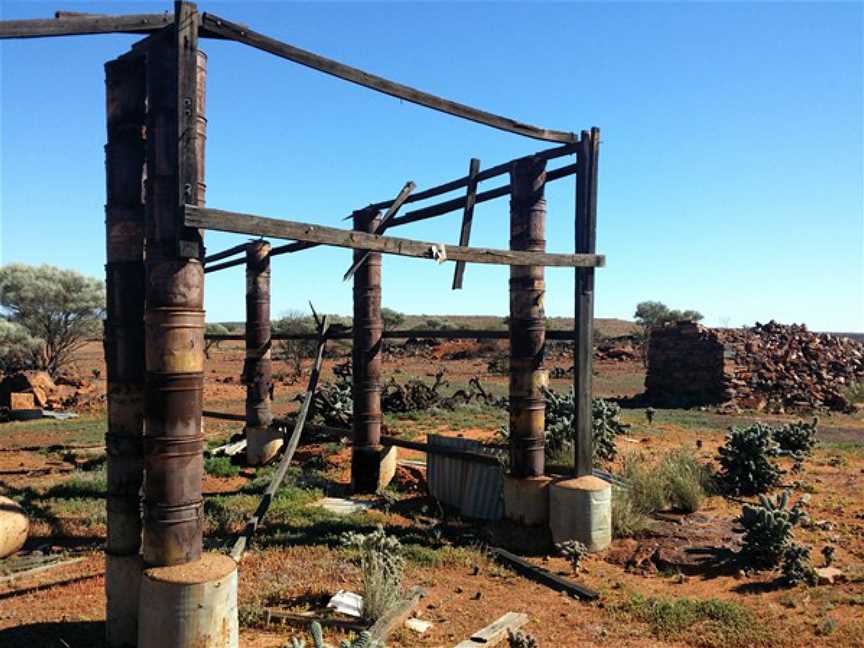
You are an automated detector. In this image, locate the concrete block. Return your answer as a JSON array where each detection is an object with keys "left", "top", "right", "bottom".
[
  {"left": 549, "top": 476, "right": 612, "bottom": 551},
  {"left": 503, "top": 475, "right": 552, "bottom": 526}
]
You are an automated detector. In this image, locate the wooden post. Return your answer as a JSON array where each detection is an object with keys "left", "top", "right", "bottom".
[
  {"left": 104, "top": 52, "right": 147, "bottom": 647},
  {"left": 508, "top": 156, "right": 547, "bottom": 477},
  {"left": 351, "top": 208, "right": 384, "bottom": 493},
  {"left": 573, "top": 129, "right": 599, "bottom": 477},
  {"left": 244, "top": 240, "right": 277, "bottom": 465},
  {"left": 141, "top": 3, "right": 207, "bottom": 566},
  {"left": 452, "top": 157, "right": 480, "bottom": 289}
]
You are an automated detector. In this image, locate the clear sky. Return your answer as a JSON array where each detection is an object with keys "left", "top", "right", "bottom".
[{"left": 1, "top": 1, "right": 862, "bottom": 331}]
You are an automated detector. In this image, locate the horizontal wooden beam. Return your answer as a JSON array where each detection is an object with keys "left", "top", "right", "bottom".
[
  {"left": 200, "top": 12, "right": 577, "bottom": 143},
  {"left": 369, "top": 143, "right": 576, "bottom": 211},
  {"left": 185, "top": 205, "right": 605, "bottom": 268},
  {"left": 205, "top": 328, "right": 580, "bottom": 342},
  {"left": 388, "top": 161, "right": 578, "bottom": 229},
  {"left": 0, "top": 13, "right": 172, "bottom": 39},
  {"left": 203, "top": 241, "right": 250, "bottom": 264}
]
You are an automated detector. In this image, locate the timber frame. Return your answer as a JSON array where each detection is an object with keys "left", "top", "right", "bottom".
[{"left": 2, "top": 3, "right": 603, "bottom": 644}]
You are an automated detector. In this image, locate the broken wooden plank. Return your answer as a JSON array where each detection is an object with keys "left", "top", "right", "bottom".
[
  {"left": 452, "top": 158, "right": 480, "bottom": 289},
  {"left": 230, "top": 318, "right": 330, "bottom": 561},
  {"left": 0, "top": 557, "right": 85, "bottom": 583},
  {"left": 488, "top": 547, "right": 599, "bottom": 600},
  {"left": 202, "top": 410, "right": 246, "bottom": 422},
  {"left": 0, "top": 13, "right": 172, "bottom": 39},
  {"left": 368, "top": 585, "right": 426, "bottom": 643},
  {"left": 369, "top": 143, "right": 576, "bottom": 211},
  {"left": 453, "top": 611, "right": 529, "bottom": 647},
  {"left": 185, "top": 205, "right": 604, "bottom": 269},
  {"left": 343, "top": 181, "right": 416, "bottom": 281},
  {"left": 200, "top": 13, "right": 576, "bottom": 143}
]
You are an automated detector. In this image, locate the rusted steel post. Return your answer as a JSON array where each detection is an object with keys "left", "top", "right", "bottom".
[
  {"left": 573, "top": 128, "right": 599, "bottom": 477},
  {"left": 508, "top": 156, "right": 547, "bottom": 478},
  {"left": 351, "top": 208, "right": 384, "bottom": 493},
  {"left": 142, "top": 27, "right": 208, "bottom": 566},
  {"left": 104, "top": 53, "right": 146, "bottom": 646},
  {"left": 244, "top": 240, "right": 277, "bottom": 465}
]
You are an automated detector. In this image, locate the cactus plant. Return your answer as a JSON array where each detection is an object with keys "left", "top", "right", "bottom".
[
  {"left": 717, "top": 423, "right": 783, "bottom": 496},
  {"left": 340, "top": 526, "right": 404, "bottom": 622},
  {"left": 782, "top": 542, "right": 817, "bottom": 586},
  {"left": 737, "top": 491, "right": 810, "bottom": 570},
  {"left": 339, "top": 632, "right": 385, "bottom": 648},
  {"left": 541, "top": 388, "right": 629, "bottom": 463},
  {"left": 507, "top": 629, "right": 539, "bottom": 648},
  {"left": 771, "top": 418, "right": 818, "bottom": 460}
]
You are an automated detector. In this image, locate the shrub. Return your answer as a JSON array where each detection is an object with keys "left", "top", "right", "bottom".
[
  {"left": 611, "top": 485, "right": 654, "bottom": 538},
  {"left": 737, "top": 491, "right": 809, "bottom": 571},
  {"left": 380, "top": 307, "right": 405, "bottom": 329},
  {"left": 204, "top": 455, "right": 240, "bottom": 478},
  {"left": 717, "top": 424, "right": 783, "bottom": 496},
  {"left": 0, "top": 319, "right": 43, "bottom": 373},
  {"left": 272, "top": 310, "right": 317, "bottom": 381},
  {"left": 620, "top": 452, "right": 667, "bottom": 514},
  {"left": 659, "top": 449, "right": 711, "bottom": 514},
  {"left": 340, "top": 525, "right": 404, "bottom": 622},
  {"left": 771, "top": 419, "right": 818, "bottom": 459}
]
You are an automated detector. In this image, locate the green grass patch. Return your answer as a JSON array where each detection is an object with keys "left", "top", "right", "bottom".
[
  {"left": 204, "top": 455, "right": 240, "bottom": 478},
  {"left": 0, "top": 415, "right": 106, "bottom": 448},
  {"left": 615, "top": 594, "right": 773, "bottom": 648}
]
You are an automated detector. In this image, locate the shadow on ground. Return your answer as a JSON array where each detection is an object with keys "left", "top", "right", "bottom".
[{"left": 0, "top": 620, "right": 103, "bottom": 647}]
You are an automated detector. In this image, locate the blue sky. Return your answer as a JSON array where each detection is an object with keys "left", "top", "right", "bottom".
[{"left": 1, "top": 1, "right": 862, "bottom": 331}]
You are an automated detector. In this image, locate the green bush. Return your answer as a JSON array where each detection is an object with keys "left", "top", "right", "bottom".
[
  {"left": 204, "top": 455, "right": 240, "bottom": 478},
  {"left": 717, "top": 424, "right": 783, "bottom": 496},
  {"left": 660, "top": 449, "right": 712, "bottom": 514}
]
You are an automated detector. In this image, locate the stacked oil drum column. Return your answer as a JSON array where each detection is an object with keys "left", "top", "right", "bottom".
[
  {"left": 503, "top": 156, "right": 551, "bottom": 526},
  {"left": 141, "top": 34, "right": 208, "bottom": 568},
  {"left": 351, "top": 209, "right": 390, "bottom": 493},
  {"left": 104, "top": 54, "right": 147, "bottom": 648},
  {"left": 244, "top": 240, "right": 278, "bottom": 465}
]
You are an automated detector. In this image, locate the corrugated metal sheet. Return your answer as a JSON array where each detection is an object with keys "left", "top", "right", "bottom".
[{"left": 427, "top": 434, "right": 506, "bottom": 520}]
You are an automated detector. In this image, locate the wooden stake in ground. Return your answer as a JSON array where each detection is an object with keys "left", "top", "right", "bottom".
[{"left": 230, "top": 317, "right": 330, "bottom": 561}]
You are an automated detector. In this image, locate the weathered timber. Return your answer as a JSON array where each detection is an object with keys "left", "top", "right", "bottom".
[
  {"left": 202, "top": 410, "right": 246, "bottom": 422},
  {"left": 343, "top": 181, "right": 415, "bottom": 281},
  {"left": 184, "top": 205, "right": 603, "bottom": 268},
  {"left": 573, "top": 129, "right": 599, "bottom": 477},
  {"left": 205, "top": 328, "right": 580, "bottom": 342},
  {"left": 380, "top": 436, "right": 503, "bottom": 466},
  {"left": 204, "top": 241, "right": 249, "bottom": 263},
  {"left": 0, "top": 13, "right": 172, "bottom": 39},
  {"left": 453, "top": 611, "right": 529, "bottom": 648},
  {"left": 230, "top": 319, "right": 329, "bottom": 561},
  {"left": 452, "top": 158, "right": 480, "bottom": 289},
  {"left": 200, "top": 13, "right": 575, "bottom": 143},
  {"left": 368, "top": 586, "right": 426, "bottom": 643},
  {"left": 388, "top": 161, "right": 578, "bottom": 229},
  {"left": 489, "top": 546, "right": 599, "bottom": 600},
  {"left": 508, "top": 156, "right": 547, "bottom": 477},
  {"left": 370, "top": 143, "right": 576, "bottom": 211},
  {"left": 351, "top": 210, "right": 384, "bottom": 494}
]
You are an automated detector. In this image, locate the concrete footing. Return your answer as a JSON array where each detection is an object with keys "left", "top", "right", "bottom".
[
  {"left": 246, "top": 425, "right": 282, "bottom": 466},
  {"left": 351, "top": 445, "right": 397, "bottom": 493},
  {"left": 0, "top": 495, "right": 28, "bottom": 559},
  {"left": 105, "top": 553, "right": 142, "bottom": 648},
  {"left": 549, "top": 476, "right": 612, "bottom": 551},
  {"left": 138, "top": 552, "right": 239, "bottom": 648},
  {"left": 503, "top": 475, "right": 552, "bottom": 526}
]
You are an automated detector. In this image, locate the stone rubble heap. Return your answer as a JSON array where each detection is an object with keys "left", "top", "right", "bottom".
[{"left": 645, "top": 320, "right": 864, "bottom": 413}]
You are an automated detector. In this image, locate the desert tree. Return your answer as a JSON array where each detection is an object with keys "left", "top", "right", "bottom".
[
  {"left": 0, "top": 318, "right": 43, "bottom": 373},
  {"left": 204, "top": 322, "right": 231, "bottom": 359},
  {"left": 633, "top": 300, "right": 703, "bottom": 366},
  {"left": 272, "top": 309, "right": 316, "bottom": 382},
  {"left": 0, "top": 264, "right": 104, "bottom": 376}
]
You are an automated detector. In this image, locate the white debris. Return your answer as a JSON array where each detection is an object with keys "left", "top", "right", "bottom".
[
  {"left": 404, "top": 618, "right": 433, "bottom": 634},
  {"left": 326, "top": 590, "right": 364, "bottom": 618}
]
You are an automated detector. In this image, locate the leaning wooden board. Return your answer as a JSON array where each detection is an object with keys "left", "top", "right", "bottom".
[{"left": 453, "top": 611, "right": 529, "bottom": 647}]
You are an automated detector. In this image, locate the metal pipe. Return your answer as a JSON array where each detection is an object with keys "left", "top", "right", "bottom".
[
  {"left": 351, "top": 208, "right": 384, "bottom": 493},
  {"left": 142, "top": 40, "right": 207, "bottom": 567},
  {"left": 508, "top": 156, "right": 547, "bottom": 477}
]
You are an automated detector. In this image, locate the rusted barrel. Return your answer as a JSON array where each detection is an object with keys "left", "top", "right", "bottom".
[
  {"left": 352, "top": 209, "right": 384, "bottom": 493},
  {"left": 144, "top": 308, "right": 205, "bottom": 374},
  {"left": 508, "top": 156, "right": 547, "bottom": 478}
]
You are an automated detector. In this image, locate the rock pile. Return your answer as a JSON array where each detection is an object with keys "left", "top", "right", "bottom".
[
  {"left": 0, "top": 370, "right": 101, "bottom": 413},
  {"left": 645, "top": 321, "right": 864, "bottom": 413}
]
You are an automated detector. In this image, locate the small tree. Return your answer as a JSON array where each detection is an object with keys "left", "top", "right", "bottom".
[
  {"left": 204, "top": 323, "right": 230, "bottom": 359},
  {"left": 380, "top": 307, "right": 405, "bottom": 329},
  {"left": 272, "top": 310, "right": 316, "bottom": 382},
  {"left": 0, "top": 319, "right": 43, "bottom": 373},
  {"left": 0, "top": 264, "right": 104, "bottom": 376}
]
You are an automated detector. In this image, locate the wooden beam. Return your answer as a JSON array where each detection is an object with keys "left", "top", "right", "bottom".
[
  {"left": 387, "top": 161, "right": 578, "bottom": 230},
  {"left": 342, "top": 181, "right": 415, "bottom": 281},
  {"left": 368, "top": 586, "right": 426, "bottom": 643},
  {"left": 184, "top": 205, "right": 604, "bottom": 268},
  {"left": 452, "top": 158, "right": 480, "bottom": 290},
  {"left": 199, "top": 12, "right": 576, "bottom": 143},
  {"left": 205, "top": 328, "right": 579, "bottom": 342},
  {"left": 0, "top": 13, "right": 172, "bottom": 39},
  {"left": 369, "top": 143, "right": 576, "bottom": 211},
  {"left": 453, "top": 612, "right": 529, "bottom": 648},
  {"left": 489, "top": 546, "right": 599, "bottom": 600}
]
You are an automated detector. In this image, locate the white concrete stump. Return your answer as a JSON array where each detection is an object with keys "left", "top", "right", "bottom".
[
  {"left": 549, "top": 476, "right": 612, "bottom": 551},
  {"left": 0, "top": 495, "right": 28, "bottom": 558},
  {"left": 503, "top": 475, "right": 552, "bottom": 526},
  {"left": 139, "top": 552, "right": 239, "bottom": 648},
  {"left": 106, "top": 553, "right": 142, "bottom": 648},
  {"left": 246, "top": 425, "right": 283, "bottom": 465}
]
